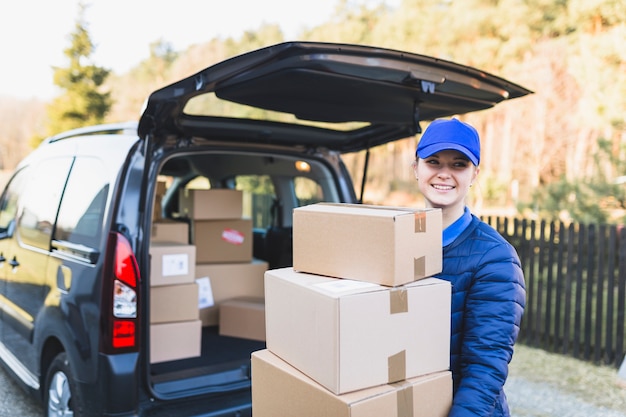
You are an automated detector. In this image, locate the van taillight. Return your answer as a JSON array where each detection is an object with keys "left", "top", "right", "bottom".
[
  {"left": 115, "top": 236, "right": 138, "bottom": 287},
  {"left": 102, "top": 232, "right": 140, "bottom": 353},
  {"left": 112, "top": 321, "right": 136, "bottom": 348}
]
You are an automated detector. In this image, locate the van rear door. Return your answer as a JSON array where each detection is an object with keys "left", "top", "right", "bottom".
[{"left": 138, "top": 41, "right": 532, "bottom": 154}]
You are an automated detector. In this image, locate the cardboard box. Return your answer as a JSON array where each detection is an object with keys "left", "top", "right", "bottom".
[
  {"left": 150, "top": 320, "right": 202, "bottom": 363},
  {"left": 264, "top": 268, "right": 451, "bottom": 394},
  {"left": 179, "top": 189, "right": 243, "bottom": 220},
  {"left": 252, "top": 349, "right": 452, "bottom": 417},
  {"left": 156, "top": 180, "right": 167, "bottom": 196},
  {"left": 293, "top": 203, "right": 442, "bottom": 287},
  {"left": 150, "top": 242, "right": 196, "bottom": 286},
  {"left": 219, "top": 297, "right": 265, "bottom": 341},
  {"left": 150, "top": 283, "right": 199, "bottom": 323},
  {"left": 195, "top": 260, "right": 268, "bottom": 326},
  {"left": 152, "top": 180, "right": 167, "bottom": 221},
  {"left": 151, "top": 219, "right": 189, "bottom": 244},
  {"left": 193, "top": 219, "right": 253, "bottom": 263}
]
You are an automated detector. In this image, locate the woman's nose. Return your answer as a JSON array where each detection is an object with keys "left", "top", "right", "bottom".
[{"left": 437, "top": 167, "right": 451, "bottom": 178}]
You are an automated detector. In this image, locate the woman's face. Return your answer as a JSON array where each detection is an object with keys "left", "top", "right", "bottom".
[{"left": 414, "top": 150, "right": 478, "bottom": 214}]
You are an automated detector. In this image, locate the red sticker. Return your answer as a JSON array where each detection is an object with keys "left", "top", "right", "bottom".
[{"left": 221, "top": 228, "right": 245, "bottom": 245}]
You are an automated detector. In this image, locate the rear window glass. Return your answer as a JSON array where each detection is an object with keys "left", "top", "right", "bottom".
[
  {"left": 17, "top": 157, "right": 73, "bottom": 250},
  {"left": 235, "top": 175, "right": 275, "bottom": 228},
  {"left": 174, "top": 174, "right": 278, "bottom": 229},
  {"left": 55, "top": 157, "right": 109, "bottom": 248},
  {"left": 156, "top": 153, "right": 339, "bottom": 230},
  {"left": 183, "top": 92, "right": 367, "bottom": 132},
  {"left": 294, "top": 176, "right": 325, "bottom": 207},
  {"left": 0, "top": 168, "right": 27, "bottom": 235}
]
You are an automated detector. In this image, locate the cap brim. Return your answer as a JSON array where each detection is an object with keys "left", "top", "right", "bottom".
[{"left": 417, "top": 142, "right": 479, "bottom": 165}]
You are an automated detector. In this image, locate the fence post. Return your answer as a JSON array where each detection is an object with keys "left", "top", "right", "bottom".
[{"left": 618, "top": 355, "right": 626, "bottom": 388}]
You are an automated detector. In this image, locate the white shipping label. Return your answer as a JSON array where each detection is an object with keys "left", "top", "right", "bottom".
[
  {"left": 221, "top": 228, "right": 245, "bottom": 245},
  {"left": 161, "top": 253, "right": 189, "bottom": 277},
  {"left": 314, "top": 279, "right": 379, "bottom": 293},
  {"left": 196, "top": 277, "right": 215, "bottom": 308}
]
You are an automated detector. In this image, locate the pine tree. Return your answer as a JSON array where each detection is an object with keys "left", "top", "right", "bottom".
[{"left": 33, "top": 2, "right": 111, "bottom": 146}]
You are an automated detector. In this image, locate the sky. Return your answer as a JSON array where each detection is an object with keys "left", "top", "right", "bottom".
[{"left": 0, "top": 0, "right": 399, "bottom": 101}]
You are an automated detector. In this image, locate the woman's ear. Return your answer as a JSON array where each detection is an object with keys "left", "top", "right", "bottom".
[{"left": 471, "top": 166, "right": 480, "bottom": 184}]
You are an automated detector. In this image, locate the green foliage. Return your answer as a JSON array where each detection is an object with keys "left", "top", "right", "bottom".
[
  {"left": 18, "top": 0, "right": 625, "bottom": 224},
  {"left": 132, "top": 40, "right": 178, "bottom": 86},
  {"left": 223, "top": 23, "right": 285, "bottom": 55},
  {"left": 236, "top": 175, "right": 275, "bottom": 195},
  {"left": 525, "top": 138, "right": 626, "bottom": 224},
  {"left": 476, "top": 175, "right": 510, "bottom": 207},
  {"left": 301, "top": 0, "right": 390, "bottom": 44},
  {"left": 526, "top": 177, "right": 609, "bottom": 223},
  {"left": 33, "top": 2, "right": 111, "bottom": 147},
  {"left": 567, "top": 0, "right": 626, "bottom": 32}
]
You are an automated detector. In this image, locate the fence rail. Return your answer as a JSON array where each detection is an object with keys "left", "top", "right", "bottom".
[{"left": 484, "top": 217, "right": 626, "bottom": 368}]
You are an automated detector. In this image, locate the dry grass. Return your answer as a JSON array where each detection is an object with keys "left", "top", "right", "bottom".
[{"left": 509, "top": 344, "right": 626, "bottom": 412}]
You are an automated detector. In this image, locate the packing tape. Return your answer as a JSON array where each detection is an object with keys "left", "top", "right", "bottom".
[
  {"left": 389, "top": 288, "right": 408, "bottom": 314},
  {"left": 414, "top": 256, "right": 426, "bottom": 279},
  {"left": 388, "top": 350, "right": 406, "bottom": 383},
  {"left": 414, "top": 212, "right": 427, "bottom": 233},
  {"left": 392, "top": 380, "right": 414, "bottom": 417}
]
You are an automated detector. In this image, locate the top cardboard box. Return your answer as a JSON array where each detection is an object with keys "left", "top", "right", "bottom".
[
  {"left": 293, "top": 203, "right": 442, "bottom": 287},
  {"left": 178, "top": 189, "right": 243, "bottom": 220}
]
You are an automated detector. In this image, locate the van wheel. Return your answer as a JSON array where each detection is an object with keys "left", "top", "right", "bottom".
[{"left": 44, "top": 352, "right": 84, "bottom": 417}]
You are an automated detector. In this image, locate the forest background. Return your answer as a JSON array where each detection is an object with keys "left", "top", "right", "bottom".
[{"left": 0, "top": 0, "right": 625, "bottom": 224}]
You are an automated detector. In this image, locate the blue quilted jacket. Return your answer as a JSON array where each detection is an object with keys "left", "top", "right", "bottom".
[{"left": 436, "top": 214, "right": 526, "bottom": 416}]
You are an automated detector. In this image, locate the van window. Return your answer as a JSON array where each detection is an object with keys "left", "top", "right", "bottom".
[
  {"left": 234, "top": 175, "right": 325, "bottom": 228},
  {"left": 235, "top": 175, "right": 275, "bottom": 228},
  {"left": 294, "top": 176, "right": 325, "bottom": 206},
  {"left": 0, "top": 168, "right": 27, "bottom": 235},
  {"left": 17, "top": 157, "right": 73, "bottom": 250},
  {"left": 55, "top": 158, "right": 109, "bottom": 248}
]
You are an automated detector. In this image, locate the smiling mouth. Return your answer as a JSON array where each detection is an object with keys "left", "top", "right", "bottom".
[{"left": 432, "top": 184, "right": 454, "bottom": 190}]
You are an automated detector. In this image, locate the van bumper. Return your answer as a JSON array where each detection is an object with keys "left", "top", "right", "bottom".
[{"left": 76, "top": 352, "right": 139, "bottom": 417}]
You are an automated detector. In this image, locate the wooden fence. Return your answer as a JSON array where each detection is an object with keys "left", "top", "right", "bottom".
[{"left": 484, "top": 217, "right": 626, "bottom": 368}]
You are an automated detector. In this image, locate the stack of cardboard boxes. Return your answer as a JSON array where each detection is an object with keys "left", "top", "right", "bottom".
[
  {"left": 252, "top": 203, "right": 453, "bottom": 417},
  {"left": 149, "top": 227, "right": 200, "bottom": 363},
  {"left": 181, "top": 188, "right": 268, "bottom": 341},
  {"left": 148, "top": 186, "right": 268, "bottom": 364}
]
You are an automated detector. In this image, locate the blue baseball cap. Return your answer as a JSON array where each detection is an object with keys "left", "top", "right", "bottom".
[{"left": 416, "top": 118, "right": 480, "bottom": 165}]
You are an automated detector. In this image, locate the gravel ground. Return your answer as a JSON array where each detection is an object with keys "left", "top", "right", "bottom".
[
  {"left": 506, "top": 377, "right": 626, "bottom": 417},
  {"left": 0, "top": 365, "right": 42, "bottom": 417},
  {"left": 506, "top": 344, "right": 626, "bottom": 417}
]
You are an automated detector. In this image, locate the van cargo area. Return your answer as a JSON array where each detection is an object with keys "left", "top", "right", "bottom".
[
  {"left": 150, "top": 326, "right": 265, "bottom": 394},
  {"left": 146, "top": 150, "right": 332, "bottom": 395}
]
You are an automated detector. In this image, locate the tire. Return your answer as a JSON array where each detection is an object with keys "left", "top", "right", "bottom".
[{"left": 43, "top": 352, "right": 85, "bottom": 417}]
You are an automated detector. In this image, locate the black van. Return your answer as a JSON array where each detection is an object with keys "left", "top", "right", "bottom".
[{"left": 0, "top": 42, "right": 530, "bottom": 417}]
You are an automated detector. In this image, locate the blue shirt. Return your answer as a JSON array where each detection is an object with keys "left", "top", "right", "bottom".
[{"left": 442, "top": 206, "right": 472, "bottom": 247}]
